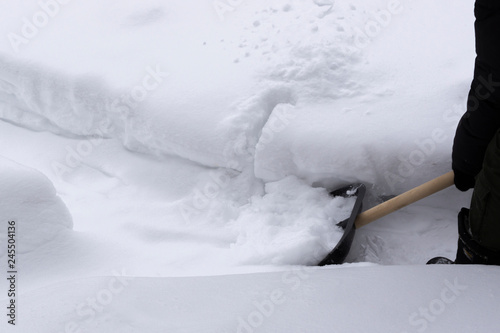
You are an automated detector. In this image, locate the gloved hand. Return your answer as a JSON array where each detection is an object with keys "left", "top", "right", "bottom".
[{"left": 453, "top": 169, "right": 475, "bottom": 192}]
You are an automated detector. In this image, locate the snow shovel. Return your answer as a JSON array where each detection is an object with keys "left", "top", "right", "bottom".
[{"left": 318, "top": 171, "right": 455, "bottom": 265}]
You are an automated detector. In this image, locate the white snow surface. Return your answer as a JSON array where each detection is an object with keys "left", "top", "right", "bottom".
[
  {"left": 0, "top": 0, "right": 494, "bottom": 332},
  {"left": 0, "top": 157, "right": 72, "bottom": 256}
]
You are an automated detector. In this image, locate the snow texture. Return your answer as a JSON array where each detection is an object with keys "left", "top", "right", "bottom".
[
  {"left": 0, "top": 0, "right": 493, "bottom": 332},
  {"left": 0, "top": 157, "right": 72, "bottom": 257}
]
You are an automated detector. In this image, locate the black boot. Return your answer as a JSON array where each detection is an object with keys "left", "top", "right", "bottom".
[
  {"left": 454, "top": 208, "right": 500, "bottom": 264},
  {"left": 426, "top": 256, "right": 454, "bottom": 264},
  {"left": 427, "top": 208, "right": 500, "bottom": 265}
]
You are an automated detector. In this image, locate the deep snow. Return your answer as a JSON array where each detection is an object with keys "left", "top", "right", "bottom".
[
  {"left": 0, "top": 0, "right": 495, "bottom": 332},
  {"left": 12, "top": 265, "right": 500, "bottom": 333}
]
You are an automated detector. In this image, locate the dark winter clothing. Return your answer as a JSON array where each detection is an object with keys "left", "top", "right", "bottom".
[
  {"left": 452, "top": 0, "right": 500, "bottom": 187},
  {"left": 451, "top": 0, "right": 500, "bottom": 263},
  {"left": 455, "top": 208, "right": 500, "bottom": 264},
  {"left": 468, "top": 130, "right": 500, "bottom": 252}
]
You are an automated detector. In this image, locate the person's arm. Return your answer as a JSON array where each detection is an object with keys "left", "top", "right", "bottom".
[{"left": 452, "top": 0, "right": 500, "bottom": 191}]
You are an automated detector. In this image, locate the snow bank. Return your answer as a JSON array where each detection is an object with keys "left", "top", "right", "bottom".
[
  {"left": 0, "top": 157, "right": 72, "bottom": 256},
  {"left": 0, "top": 0, "right": 299, "bottom": 170},
  {"left": 253, "top": 98, "right": 460, "bottom": 195},
  {"left": 11, "top": 264, "right": 500, "bottom": 333},
  {"left": 0, "top": 0, "right": 449, "bottom": 180},
  {"left": 254, "top": 0, "right": 475, "bottom": 194}
]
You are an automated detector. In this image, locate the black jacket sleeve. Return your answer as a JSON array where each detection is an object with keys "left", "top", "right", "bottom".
[{"left": 452, "top": 0, "right": 500, "bottom": 178}]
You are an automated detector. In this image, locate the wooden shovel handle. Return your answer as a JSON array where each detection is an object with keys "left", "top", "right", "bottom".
[{"left": 354, "top": 171, "right": 455, "bottom": 228}]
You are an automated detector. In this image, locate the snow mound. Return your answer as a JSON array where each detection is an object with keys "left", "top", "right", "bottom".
[
  {"left": 0, "top": 157, "right": 72, "bottom": 256},
  {"left": 230, "top": 176, "right": 355, "bottom": 265},
  {"left": 12, "top": 264, "right": 500, "bottom": 333}
]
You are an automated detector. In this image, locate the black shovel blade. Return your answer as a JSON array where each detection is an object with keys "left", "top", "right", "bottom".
[{"left": 318, "top": 183, "right": 366, "bottom": 266}]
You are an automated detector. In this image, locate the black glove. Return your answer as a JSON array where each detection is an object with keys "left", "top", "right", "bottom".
[{"left": 453, "top": 169, "right": 475, "bottom": 192}]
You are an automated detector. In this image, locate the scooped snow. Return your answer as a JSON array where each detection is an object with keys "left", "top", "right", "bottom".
[{"left": 229, "top": 176, "right": 356, "bottom": 265}]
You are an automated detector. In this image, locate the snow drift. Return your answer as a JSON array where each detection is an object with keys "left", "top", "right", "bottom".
[
  {"left": 0, "top": 156, "right": 72, "bottom": 256},
  {"left": 11, "top": 264, "right": 500, "bottom": 333}
]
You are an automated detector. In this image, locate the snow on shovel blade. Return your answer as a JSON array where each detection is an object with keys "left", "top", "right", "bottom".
[{"left": 318, "top": 183, "right": 366, "bottom": 266}]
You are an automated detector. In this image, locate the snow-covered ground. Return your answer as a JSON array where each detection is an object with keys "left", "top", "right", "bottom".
[{"left": 1, "top": 0, "right": 498, "bottom": 332}]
